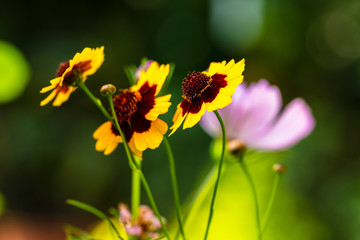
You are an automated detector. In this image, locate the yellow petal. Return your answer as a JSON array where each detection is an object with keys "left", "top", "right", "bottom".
[
  {"left": 40, "top": 78, "right": 61, "bottom": 93},
  {"left": 205, "top": 89, "right": 233, "bottom": 112},
  {"left": 129, "top": 138, "right": 143, "bottom": 159},
  {"left": 169, "top": 103, "right": 188, "bottom": 136},
  {"left": 40, "top": 88, "right": 60, "bottom": 106},
  {"left": 72, "top": 46, "right": 105, "bottom": 77},
  {"left": 182, "top": 103, "right": 206, "bottom": 129},
  {"left": 93, "top": 121, "right": 123, "bottom": 155},
  {"left": 52, "top": 86, "right": 74, "bottom": 106},
  {"left": 145, "top": 94, "right": 171, "bottom": 121},
  {"left": 132, "top": 62, "right": 169, "bottom": 95},
  {"left": 132, "top": 119, "right": 168, "bottom": 151},
  {"left": 104, "top": 138, "right": 120, "bottom": 155}
]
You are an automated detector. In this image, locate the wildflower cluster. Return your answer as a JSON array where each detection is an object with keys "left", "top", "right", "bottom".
[{"left": 41, "top": 47, "right": 315, "bottom": 240}]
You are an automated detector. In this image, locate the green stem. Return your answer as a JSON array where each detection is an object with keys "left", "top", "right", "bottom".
[
  {"left": 77, "top": 81, "right": 112, "bottom": 121},
  {"left": 204, "top": 110, "right": 226, "bottom": 240},
  {"left": 139, "top": 171, "right": 171, "bottom": 239},
  {"left": 261, "top": 172, "right": 281, "bottom": 234},
  {"left": 131, "top": 157, "right": 141, "bottom": 220},
  {"left": 163, "top": 137, "right": 186, "bottom": 240},
  {"left": 106, "top": 95, "right": 170, "bottom": 240},
  {"left": 238, "top": 158, "right": 262, "bottom": 240}
]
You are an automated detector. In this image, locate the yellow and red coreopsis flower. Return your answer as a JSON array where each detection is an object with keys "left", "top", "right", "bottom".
[
  {"left": 93, "top": 62, "right": 171, "bottom": 157},
  {"left": 40, "top": 46, "right": 104, "bottom": 106},
  {"left": 170, "top": 59, "right": 245, "bottom": 135}
]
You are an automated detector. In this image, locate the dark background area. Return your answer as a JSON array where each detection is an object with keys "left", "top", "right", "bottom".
[{"left": 0, "top": 0, "right": 359, "bottom": 239}]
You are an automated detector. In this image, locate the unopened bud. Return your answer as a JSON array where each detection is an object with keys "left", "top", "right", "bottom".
[
  {"left": 273, "top": 163, "right": 286, "bottom": 174},
  {"left": 227, "top": 139, "right": 246, "bottom": 156},
  {"left": 100, "top": 84, "right": 117, "bottom": 96}
]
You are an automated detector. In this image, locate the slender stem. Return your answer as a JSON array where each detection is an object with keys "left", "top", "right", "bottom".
[
  {"left": 261, "top": 172, "right": 281, "bottom": 234},
  {"left": 204, "top": 110, "right": 226, "bottom": 240},
  {"left": 139, "top": 171, "right": 171, "bottom": 239},
  {"left": 77, "top": 81, "right": 112, "bottom": 121},
  {"left": 107, "top": 95, "right": 170, "bottom": 239},
  {"left": 131, "top": 157, "right": 141, "bottom": 220},
  {"left": 163, "top": 137, "right": 186, "bottom": 240},
  {"left": 106, "top": 95, "right": 138, "bottom": 167},
  {"left": 238, "top": 158, "right": 262, "bottom": 240}
]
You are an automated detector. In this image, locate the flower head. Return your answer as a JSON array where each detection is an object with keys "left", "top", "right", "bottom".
[
  {"left": 200, "top": 79, "right": 315, "bottom": 151},
  {"left": 40, "top": 46, "right": 104, "bottom": 106},
  {"left": 93, "top": 61, "right": 171, "bottom": 157},
  {"left": 170, "top": 59, "right": 245, "bottom": 135},
  {"left": 118, "top": 203, "right": 165, "bottom": 239}
]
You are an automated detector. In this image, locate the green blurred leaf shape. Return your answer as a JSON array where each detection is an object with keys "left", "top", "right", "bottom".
[
  {"left": 175, "top": 152, "right": 331, "bottom": 239},
  {"left": 67, "top": 199, "right": 128, "bottom": 240},
  {"left": 0, "top": 41, "right": 30, "bottom": 104}
]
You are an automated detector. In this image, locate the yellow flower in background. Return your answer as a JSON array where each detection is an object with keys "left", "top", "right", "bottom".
[
  {"left": 40, "top": 46, "right": 104, "bottom": 106},
  {"left": 93, "top": 62, "right": 171, "bottom": 157},
  {"left": 170, "top": 59, "right": 245, "bottom": 135}
]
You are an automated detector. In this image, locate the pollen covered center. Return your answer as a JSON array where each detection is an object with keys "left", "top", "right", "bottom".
[
  {"left": 182, "top": 71, "right": 212, "bottom": 100},
  {"left": 113, "top": 90, "right": 141, "bottom": 123}
]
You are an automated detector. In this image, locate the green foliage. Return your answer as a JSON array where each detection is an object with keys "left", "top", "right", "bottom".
[{"left": 173, "top": 151, "right": 331, "bottom": 239}]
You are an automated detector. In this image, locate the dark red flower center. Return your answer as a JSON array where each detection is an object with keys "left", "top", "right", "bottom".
[
  {"left": 182, "top": 71, "right": 212, "bottom": 101},
  {"left": 113, "top": 90, "right": 141, "bottom": 123},
  {"left": 57, "top": 60, "right": 92, "bottom": 86}
]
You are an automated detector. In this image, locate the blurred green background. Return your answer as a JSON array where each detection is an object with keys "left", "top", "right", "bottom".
[{"left": 0, "top": 0, "right": 360, "bottom": 239}]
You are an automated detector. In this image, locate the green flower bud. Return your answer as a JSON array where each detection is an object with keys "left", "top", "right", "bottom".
[{"left": 100, "top": 84, "right": 117, "bottom": 96}]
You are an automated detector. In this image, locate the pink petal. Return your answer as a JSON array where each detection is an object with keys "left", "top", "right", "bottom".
[
  {"left": 200, "top": 83, "right": 246, "bottom": 139},
  {"left": 247, "top": 98, "right": 315, "bottom": 150},
  {"left": 231, "top": 80, "right": 282, "bottom": 141},
  {"left": 199, "top": 109, "right": 221, "bottom": 138}
]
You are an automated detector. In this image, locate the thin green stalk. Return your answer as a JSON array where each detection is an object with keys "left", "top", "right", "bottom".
[
  {"left": 238, "top": 158, "right": 262, "bottom": 240},
  {"left": 139, "top": 171, "right": 171, "bottom": 239},
  {"left": 163, "top": 137, "right": 186, "bottom": 240},
  {"left": 132, "top": 157, "right": 141, "bottom": 220},
  {"left": 204, "top": 110, "right": 226, "bottom": 240},
  {"left": 77, "top": 81, "right": 112, "bottom": 121},
  {"left": 261, "top": 172, "right": 281, "bottom": 234},
  {"left": 106, "top": 95, "right": 170, "bottom": 240}
]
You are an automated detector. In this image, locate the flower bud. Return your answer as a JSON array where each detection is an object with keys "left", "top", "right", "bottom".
[
  {"left": 273, "top": 163, "right": 286, "bottom": 174},
  {"left": 227, "top": 139, "right": 246, "bottom": 156},
  {"left": 100, "top": 84, "right": 117, "bottom": 96}
]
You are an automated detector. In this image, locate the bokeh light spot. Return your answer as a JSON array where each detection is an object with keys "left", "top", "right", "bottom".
[{"left": 0, "top": 41, "right": 30, "bottom": 104}]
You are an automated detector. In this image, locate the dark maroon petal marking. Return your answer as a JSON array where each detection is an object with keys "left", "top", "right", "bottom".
[
  {"left": 130, "top": 112, "right": 152, "bottom": 133},
  {"left": 203, "top": 73, "right": 227, "bottom": 103},
  {"left": 180, "top": 99, "right": 191, "bottom": 116},
  {"left": 188, "top": 97, "right": 203, "bottom": 114},
  {"left": 180, "top": 98, "right": 203, "bottom": 116},
  {"left": 111, "top": 122, "right": 133, "bottom": 142},
  {"left": 56, "top": 61, "right": 70, "bottom": 77},
  {"left": 137, "top": 82, "right": 156, "bottom": 116}
]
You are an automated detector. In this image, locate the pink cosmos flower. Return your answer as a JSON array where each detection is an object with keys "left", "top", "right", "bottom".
[{"left": 200, "top": 79, "right": 315, "bottom": 151}]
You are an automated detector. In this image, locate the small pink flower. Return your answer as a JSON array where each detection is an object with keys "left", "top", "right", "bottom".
[
  {"left": 200, "top": 79, "right": 315, "bottom": 151},
  {"left": 118, "top": 203, "right": 164, "bottom": 239}
]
